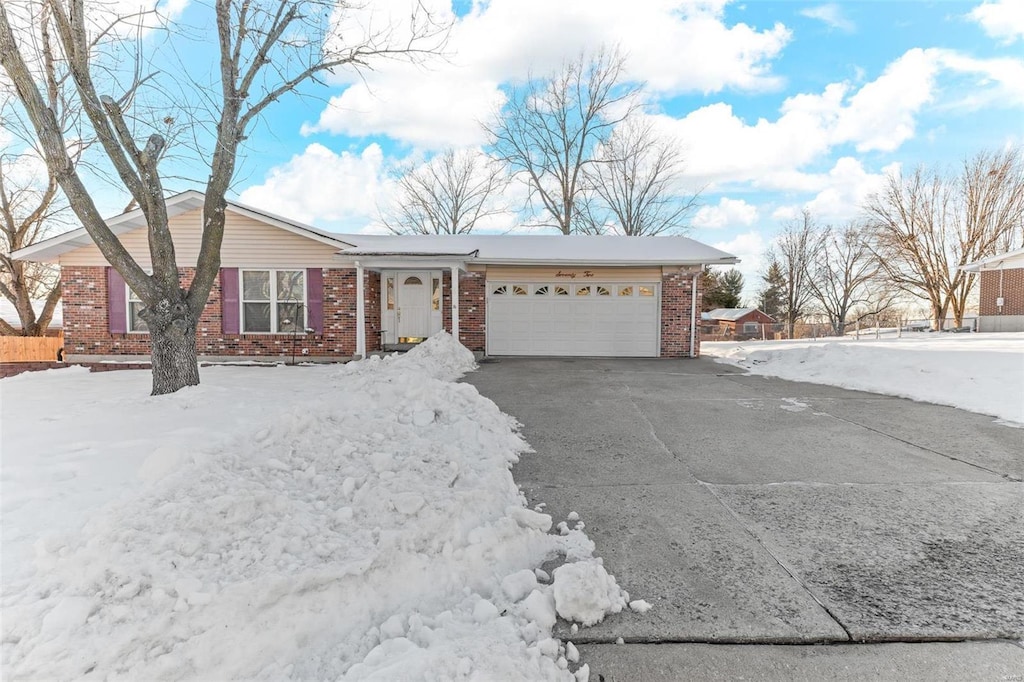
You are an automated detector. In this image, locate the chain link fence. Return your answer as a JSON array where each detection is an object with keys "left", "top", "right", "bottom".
[{"left": 700, "top": 318, "right": 977, "bottom": 342}]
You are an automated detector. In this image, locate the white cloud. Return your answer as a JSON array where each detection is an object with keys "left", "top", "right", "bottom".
[
  {"left": 711, "top": 230, "right": 767, "bottom": 291},
  {"left": 238, "top": 143, "right": 389, "bottom": 230},
  {"left": 932, "top": 50, "right": 1024, "bottom": 109},
  {"left": 800, "top": 4, "right": 855, "bottom": 32},
  {"left": 968, "top": 0, "right": 1024, "bottom": 44},
  {"left": 692, "top": 197, "right": 759, "bottom": 229},
  {"left": 832, "top": 48, "right": 937, "bottom": 152},
  {"left": 802, "top": 158, "right": 896, "bottom": 220},
  {"left": 307, "top": 0, "right": 792, "bottom": 148},
  {"left": 645, "top": 47, "right": 1014, "bottom": 190},
  {"left": 767, "top": 158, "right": 898, "bottom": 223}
]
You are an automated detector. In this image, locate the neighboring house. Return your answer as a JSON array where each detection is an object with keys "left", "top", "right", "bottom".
[
  {"left": 12, "top": 191, "right": 737, "bottom": 362},
  {"left": 962, "top": 247, "right": 1024, "bottom": 332},
  {"left": 704, "top": 308, "right": 776, "bottom": 339}
]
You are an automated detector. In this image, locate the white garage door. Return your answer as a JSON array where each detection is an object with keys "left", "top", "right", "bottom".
[{"left": 486, "top": 281, "right": 660, "bottom": 357}]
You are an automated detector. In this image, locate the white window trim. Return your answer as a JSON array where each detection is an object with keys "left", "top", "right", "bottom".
[
  {"left": 125, "top": 273, "right": 151, "bottom": 334},
  {"left": 240, "top": 268, "right": 307, "bottom": 334}
]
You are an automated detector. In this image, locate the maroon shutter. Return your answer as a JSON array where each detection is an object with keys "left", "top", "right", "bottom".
[
  {"left": 107, "top": 267, "right": 127, "bottom": 334},
  {"left": 220, "top": 268, "right": 240, "bottom": 334},
  {"left": 306, "top": 268, "right": 323, "bottom": 334}
]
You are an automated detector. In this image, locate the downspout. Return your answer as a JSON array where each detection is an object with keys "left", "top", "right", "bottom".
[
  {"left": 690, "top": 270, "right": 698, "bottom": 358},
  {"left": 355, "top": 260, "right": 366, "bottom": 359}
]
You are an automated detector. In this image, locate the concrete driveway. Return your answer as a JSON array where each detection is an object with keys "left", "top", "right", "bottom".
[{"left": 466, "top": 357, "right": 1024, "bottom": 646}]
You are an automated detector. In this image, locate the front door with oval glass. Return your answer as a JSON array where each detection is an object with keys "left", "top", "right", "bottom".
[{"left": 389, "top": 270, "right": 442, "bottom": 342}]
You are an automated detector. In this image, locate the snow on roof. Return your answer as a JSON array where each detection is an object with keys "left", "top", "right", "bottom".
[
  {"left": 0, "top": 298, "right": 62, "bottom": 328},
  {"left": 334, "top": 233, "right": 737, "bottom": 266},
  {"left": 12, "top": 190, "right": 738, "bottom": 266},
  {"left": 706, "top": 307, "right": 758, "bottom": 321},
  {"left": 961, "top": 247, "right": 1024, "bottom": 272}
]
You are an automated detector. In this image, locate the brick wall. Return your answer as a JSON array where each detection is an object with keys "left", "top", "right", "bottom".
[
  {"left": 660, "top": 270, "right": 702, "bottom": 358},
  {"left": 458, "top": 271, "right": 486, "bottom": 352},
  {"left": 979, "top": 268, "right": 1024, "bottom": 316},
  {"left": 62, "top": 266, "right": 359, "bottom": 358}
]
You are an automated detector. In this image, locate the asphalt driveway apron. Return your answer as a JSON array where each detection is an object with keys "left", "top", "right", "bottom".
[{"left": 465, "top": 358, "right": 1024, "bottom": 644}]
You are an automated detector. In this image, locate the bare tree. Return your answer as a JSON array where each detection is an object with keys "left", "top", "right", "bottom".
[
  {"left": 0, "top": 0, "right": 446, "bottom": 394},
  {"left": 863, "top": 166, "right": 952, "bottom": 330},
  {"left": 380, "top": 148, "right": 509, "bottom": 235},
  {"left": 946, "top": 147, "right": 1024, "bottom": 326},
  {"left": 485, "top": 47, "right": 640, "bottom": 234},
  {"left": 771, "top": 209, "right": 823, "bottom": 338},
  {"left": 581, "top": 119, "right": 700, "bottom": 236},
  {"left": 0, "top": 154, "right": 65, "bottom": 336},
  {"left": 864, "top": 148, "right": 1023, "bottom": 330},
  {"left": 806, "top": 222, "right": 883, "bottom": 335},
  {"left": 0, "top": 1, "right": 78, "bottom": 336}
]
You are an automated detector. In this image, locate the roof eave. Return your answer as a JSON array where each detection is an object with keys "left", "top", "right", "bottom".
[{"left": 473, "top": 257, "right": 739, "bottom": 267}]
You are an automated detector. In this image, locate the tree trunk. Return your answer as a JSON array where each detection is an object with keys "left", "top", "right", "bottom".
[{"left": 142, "top": 291, "right": 200, "bottom": 395}]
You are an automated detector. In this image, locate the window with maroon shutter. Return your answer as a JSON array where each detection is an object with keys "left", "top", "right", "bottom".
[
  {"left": 306, "top": 268, "right": 323, "bottom": 334},
  {"left": 220, "top": 268, "right": 240, "bottom": 334},
  {"left": 107, "top": 267, "right": 127, "bottom": 334}
]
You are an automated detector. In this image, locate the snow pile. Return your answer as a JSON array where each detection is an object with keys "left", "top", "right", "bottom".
[
  {"left": 703, "top": 332, "right": 1024, "bottom": 424},
  {"left": 552, "top": 561, "right": 628, "bottom": 627},
  {"left": 2, "top": 333, "right": 628, "bottom": 680},
  {"left": 342, "top": 331, "right": 477, "bottom": 382}
]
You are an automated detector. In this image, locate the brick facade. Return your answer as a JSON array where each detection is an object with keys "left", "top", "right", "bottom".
[
  {"left": 979, "top": 268, "right": 1024, "bottom": 316},
  {"left": 660, "top": 270, "right": 702, "bottom": 358},
  {"left": 62, "top": 266, "right": 362, "bottom": 359},
  {"left": 61, "top": 265, "right": 704, "bottom": 359},
  {"left": 456, "top": 271, "right": 486, "bottom": 352}
]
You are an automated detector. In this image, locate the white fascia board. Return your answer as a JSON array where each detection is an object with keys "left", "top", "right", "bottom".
[
  {"left": 472, "top": 257, "right": 739, "bottom": 267},
  {"left": 334, "top": 255, "right": 472, "bottom": 270}
]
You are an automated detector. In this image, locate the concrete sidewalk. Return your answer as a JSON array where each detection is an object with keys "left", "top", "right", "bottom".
[{"left": 466, "top": 357, "right": 1024, "bottom": 673}]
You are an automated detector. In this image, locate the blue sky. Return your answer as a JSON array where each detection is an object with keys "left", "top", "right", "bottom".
[{"left": 16, "top": 0, "right": 1024, "bottom": 291}]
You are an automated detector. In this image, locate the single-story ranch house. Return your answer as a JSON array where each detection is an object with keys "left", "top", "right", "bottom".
[
  {"left": 13, "top": 191, "right": 738, "bottom": 362},
  {"left": 703, "top": 307, "right": 776, "bottom": 339},
  {"left": 962, "top": 247, "right": 1024, "bottom": 332}
]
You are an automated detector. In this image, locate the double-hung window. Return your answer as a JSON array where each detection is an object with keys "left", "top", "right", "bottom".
[
  {"left": 128, "top": 286, "right": 147, "bottom": 332},
  {"left": 241, "top": 269, "right": 306, "bottom": 333}
]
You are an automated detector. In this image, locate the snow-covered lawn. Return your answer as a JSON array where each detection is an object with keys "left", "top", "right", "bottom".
[
  {"left": 703, "top": 332, "right": 1024, "bottom": 425},
  {"left": 2, "top": 335, "right": 633, "bottom": 680}
]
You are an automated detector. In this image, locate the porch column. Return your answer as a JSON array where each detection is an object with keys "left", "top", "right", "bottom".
[
  {"left": 450, "top": 266, "right": 460, "bottom": 344},
  {"left": 356, "top": 261, "right": 366, "bottom": 358}
]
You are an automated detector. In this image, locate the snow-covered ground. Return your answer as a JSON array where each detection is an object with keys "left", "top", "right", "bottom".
[
  {"left": 703, "top": 332, "right": 1024, "bottom": 425},
  {"left": 2, "top": 335, "right": 634, "bottom": 680}
]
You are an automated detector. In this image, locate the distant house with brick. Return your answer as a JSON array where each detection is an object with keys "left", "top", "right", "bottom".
[
  {"left": 12, "top": 191, "right": 738, "bottom": 362},
  {"left": 704, "top": 307, "right": 776, "bottom": 340},
  {"left": 962, "top": 247, "right": 1024, "bottom": 332}
]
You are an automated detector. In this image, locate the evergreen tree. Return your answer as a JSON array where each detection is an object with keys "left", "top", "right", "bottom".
[
  {"left": 702, "top": 267, "right": 743, "bottom": 310},
  {"left": 758, "top": 260, "right": 786, "bottom": 318}
]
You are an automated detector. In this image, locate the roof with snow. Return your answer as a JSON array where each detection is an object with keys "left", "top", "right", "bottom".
[
  {"left": 332, "top": 233, "right": 736, "bottom": 266},
  {"left": 706, "top": 307, "right": 762, "bottom": 321},
  {"left": 961, "top": 247, "right": 1024, "bottom": 272},
  {"left": 12, "top": 191, "right": 738, "bottom": 267}
]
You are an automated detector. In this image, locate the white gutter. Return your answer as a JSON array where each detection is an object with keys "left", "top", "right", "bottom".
[{"left": 355, "top": 261, "right": 365, "bottom": 359}]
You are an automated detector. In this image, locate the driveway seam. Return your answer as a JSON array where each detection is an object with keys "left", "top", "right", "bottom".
[
  {"left": 813, "top": 410, "right": 1015, "bottom": 481},
  {"left": 699, "top": 480, "right": 854, "bottom": 643},
  {"left": 621, "top": 381, "right": 853, "bottom": 642}
]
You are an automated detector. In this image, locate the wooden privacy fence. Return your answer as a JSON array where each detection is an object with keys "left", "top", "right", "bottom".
[{"left": 0, "top": 334, "right": 64, "bottom": 362}]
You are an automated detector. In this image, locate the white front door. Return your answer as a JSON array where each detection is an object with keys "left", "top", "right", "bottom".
[{"left": 397, "top": 272, "right": 432, "bottom": 340}]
